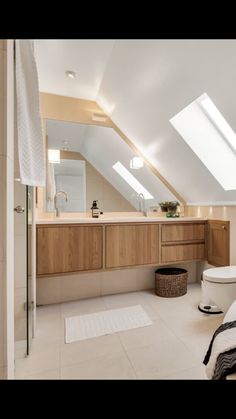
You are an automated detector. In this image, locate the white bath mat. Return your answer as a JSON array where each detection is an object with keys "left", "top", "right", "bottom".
[{"left": 65, "top": 305, "right": 152, "bottom": 343}]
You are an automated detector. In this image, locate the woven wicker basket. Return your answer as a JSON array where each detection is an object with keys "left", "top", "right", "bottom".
[{"left": 155, "top": 267, "right": 188, "bottom": 298}]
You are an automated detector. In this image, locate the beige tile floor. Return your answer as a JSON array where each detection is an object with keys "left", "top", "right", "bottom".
[{"left": 15, "top": 283, "right": 224, "bottom": 380}]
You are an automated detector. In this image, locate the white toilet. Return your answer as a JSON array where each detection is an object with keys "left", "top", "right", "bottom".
[{"left": 199, "top": 266, "right": 236, "bottom": 314}]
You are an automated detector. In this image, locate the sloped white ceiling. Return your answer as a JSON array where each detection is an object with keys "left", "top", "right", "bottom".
[
  {"left": 36, "top": 40, "right": 236, "bottom": 203},
  {"left": 34, "top": 40, "right": 115, "bottom": 100},
  {"left": 97, "top": 40, "right": 236, "bottom": 204}
]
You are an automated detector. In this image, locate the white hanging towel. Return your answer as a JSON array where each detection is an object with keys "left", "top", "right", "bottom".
[
  {"left": 15, "top": 40, "right": 45, "bottom": 186},
  {"left": 46, "top": 162, "right": 56, "bottom": 203}
]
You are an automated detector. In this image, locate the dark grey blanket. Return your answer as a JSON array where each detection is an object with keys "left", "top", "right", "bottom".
[{"left": 203, "top": 320, "right": 236, "bottom": 380}]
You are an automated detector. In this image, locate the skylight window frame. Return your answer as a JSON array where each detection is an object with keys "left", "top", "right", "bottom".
[
  {"left": 112, "top": 161, "right": 154, "bottom": 200},
  {"left": 169, "top": 93, "right": 236, "bottom": 191},
  {"left": 197, "top": 93, "right": 236, "bottom": 155}
]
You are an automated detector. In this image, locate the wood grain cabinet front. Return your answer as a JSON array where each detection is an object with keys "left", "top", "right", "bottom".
[
  {"left": 160, "top": 222, "right": 206, "bottom": 264},
  {"left": 37, "top": 225, "right": 103, "bottom": 275},
  {"left": 36, "top": 219, "right": 230, "bottom": 276},
  {"left": 161, "top": 243, "right": 206, "bottom": 263},
  {"left": 207, "top": 220, "right": 230, "bottom": 266},
  {"left": 105, "top": 224, "right": 159, "bottom": 268},
  {"left": 161, "top": 223, "right": 205, "bottom": 242}
]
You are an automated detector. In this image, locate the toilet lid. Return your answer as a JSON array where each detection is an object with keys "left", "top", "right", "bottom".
[{"left": 203, "top": 266, "right": 236, "bottom": 283}]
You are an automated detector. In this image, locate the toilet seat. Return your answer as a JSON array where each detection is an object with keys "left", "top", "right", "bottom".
[{"left": 203, "top": 266, "right": 236, "bottom": 284}]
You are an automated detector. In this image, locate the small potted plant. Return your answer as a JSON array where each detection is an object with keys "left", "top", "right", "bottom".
[{"left": 159, "top": 201, "right": 180, "bottom": 217}]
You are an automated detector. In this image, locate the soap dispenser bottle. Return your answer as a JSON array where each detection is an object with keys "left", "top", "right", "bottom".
[{"left": 91, "top": 200, "right": 99, "bottom": 218}]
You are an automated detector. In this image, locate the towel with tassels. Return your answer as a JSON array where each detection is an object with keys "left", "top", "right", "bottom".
[{"left": 203, "top": 321, "right": 236, "bottom": 380}]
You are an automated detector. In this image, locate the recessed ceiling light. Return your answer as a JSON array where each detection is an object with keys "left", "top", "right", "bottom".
[{"left": 65, "top": 70, "right": 76, "bottom": 79}]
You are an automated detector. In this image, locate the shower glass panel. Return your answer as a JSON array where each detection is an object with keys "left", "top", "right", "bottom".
[{"left": 27, "top": 186, "right": 33, "bottom": 354}]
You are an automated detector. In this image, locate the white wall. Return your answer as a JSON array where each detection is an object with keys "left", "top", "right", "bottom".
[{"left": 37, "top": 262, "right": 197, "bottom": 305}]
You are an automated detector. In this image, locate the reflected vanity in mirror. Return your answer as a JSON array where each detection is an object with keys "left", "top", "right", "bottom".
[{"left": 45, "top": 119, "right": 176, "bottom": 215}]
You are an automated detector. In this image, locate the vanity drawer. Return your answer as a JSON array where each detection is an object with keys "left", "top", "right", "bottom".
[
  {"left": 161, "top": 243, "right": 205, "bottom": 263},
  {"left": 161, "top": 223, "right": 206, "bottom": 243}
]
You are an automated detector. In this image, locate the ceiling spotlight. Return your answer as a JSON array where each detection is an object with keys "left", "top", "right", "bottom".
[
  {"left": 65, "top": 70, "right": 76, "bottom": 79},
  {"left": 130, "top": 156, "right": 144, "bottom": 169}
]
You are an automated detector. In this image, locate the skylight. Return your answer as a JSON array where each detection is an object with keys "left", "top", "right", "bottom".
[
  {"left": 198, "top": 93, "right": 236, "bottom": 152},
  {"left": 170, "top": 93, "right": 236, "bottom": 191},
  {"left": 112, "top": 161, "right": 154, "bottom": 199}
]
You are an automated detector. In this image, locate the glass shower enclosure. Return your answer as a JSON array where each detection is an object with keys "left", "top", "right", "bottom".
[{"left": 26, "top": 185, "right": 33, "bottom": 354}]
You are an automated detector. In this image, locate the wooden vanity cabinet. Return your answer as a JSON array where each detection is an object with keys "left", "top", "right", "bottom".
[
  {"left": 36, "top": 219, "right": 230, "bottom": 276},
  {"left": 37, "top": 225, "right": 103, "bottom": 275},
  {"left": 161, "top": 223, "right": 205, "bottom": 242},
  {"left": 105, "top": 224, "right": 159, "bottom": 268},
  {"left": 207, "top": 220, "right": 230, "bottom": 266},
  {"left": 160, "top": 222, "right": 206, "bottom": 264}
]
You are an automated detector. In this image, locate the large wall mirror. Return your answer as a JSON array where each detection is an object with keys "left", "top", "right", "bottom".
[{"left": 45, "top": 119, "right": 176, "bottom": 214}]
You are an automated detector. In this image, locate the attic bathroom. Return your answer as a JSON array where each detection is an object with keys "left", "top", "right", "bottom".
[{"left": 1, "top": 39, "right": 236, "bottom": 380}]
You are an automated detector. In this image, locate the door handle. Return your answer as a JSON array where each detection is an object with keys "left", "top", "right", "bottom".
[
  {"left": 221, "top": 225, "right": 226, "bottom": 229},
  {"left": 14, "top": 205, "right": 25, "bottom": 214},
  {"left": 24, "top": 301, "right": 35, "bottom": 310}
]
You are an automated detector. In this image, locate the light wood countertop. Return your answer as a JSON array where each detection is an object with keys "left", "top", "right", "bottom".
[{"left": 36, "top": 216, "right": 207, "bottom": 225}]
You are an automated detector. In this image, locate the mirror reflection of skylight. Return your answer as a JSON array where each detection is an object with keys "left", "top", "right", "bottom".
[
  {"left": 170, "top": 93, "right": 236, "bottom": 191},
  {"left": 112, "top": 161, "right": 154, "bottom": 199}
]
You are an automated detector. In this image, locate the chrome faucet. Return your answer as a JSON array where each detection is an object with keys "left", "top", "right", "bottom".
[
  {"left": 138, "top": 193, "right": 147, "bottom": 216},
  {"left": 54, "top": 191, "right": 68, "bottom": 217}
]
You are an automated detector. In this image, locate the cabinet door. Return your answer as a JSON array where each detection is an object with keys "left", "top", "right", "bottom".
[
  {"left": 207, "top": 220, "right": 230, "bottom": 266},
  {"left": 105, "top": 224, "right": 159, "bottom": 268},
  {"left": 37, "top": 225, "right": 103, "bottom": 275}
]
